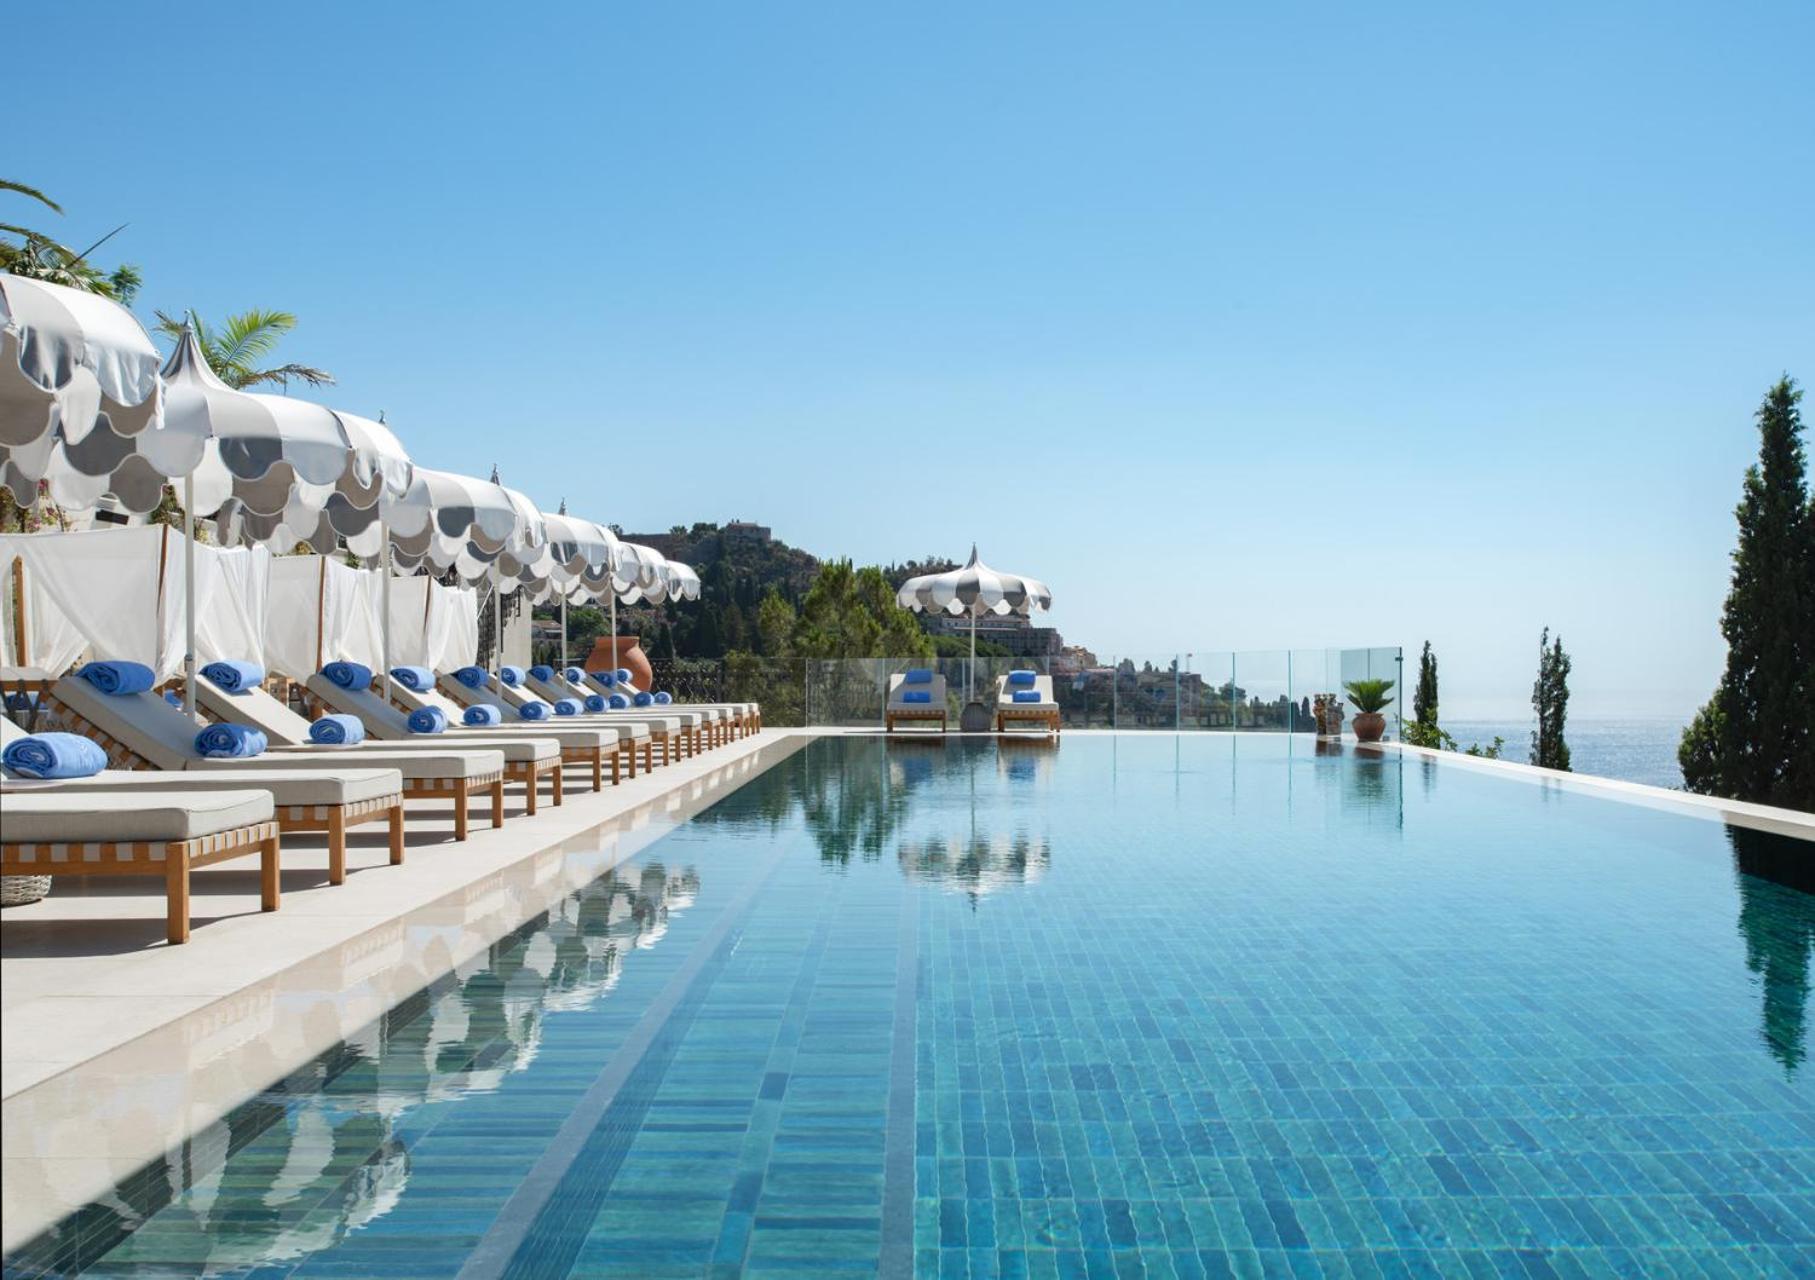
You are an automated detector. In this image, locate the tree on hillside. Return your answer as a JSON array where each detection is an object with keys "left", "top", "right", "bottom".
[
  {"left": 1531, "top": 628, "right": 1572, "bottom": 771},
  {"left": 1681, "top": 377, "right": 1814, "bottom": 811},
  {"left": 791, "top": 561, "right": 931, "bottom": 660},
  {"left": 153, "top": 309, "right": 334, "bottom": 390}
]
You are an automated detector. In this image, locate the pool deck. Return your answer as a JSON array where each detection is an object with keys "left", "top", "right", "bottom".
[{"left": 2, "top": 727, "right": 1809, "bottom": 1254}]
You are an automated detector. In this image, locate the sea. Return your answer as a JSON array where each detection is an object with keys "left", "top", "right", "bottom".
[{"left": 1440, "top": 717, "right": 1688, "bottom": 791}]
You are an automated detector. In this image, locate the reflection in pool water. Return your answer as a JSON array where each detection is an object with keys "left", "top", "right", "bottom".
[{"left": 7, "top": 735, "right": 1812, "bottom": 1278}]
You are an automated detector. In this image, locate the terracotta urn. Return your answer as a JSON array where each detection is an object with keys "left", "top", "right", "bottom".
[
  {"left": 582, "top": 635, "right": 654, "bottom": 691},
  {"left": 1352, "top": 712, "right": 1386, "bottom": 743}
]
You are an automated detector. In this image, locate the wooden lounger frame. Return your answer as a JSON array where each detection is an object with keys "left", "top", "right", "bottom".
[
  {"left": 886, "top": 705, "right": 948, "bottom": 733},
  {"left": 2, "top": 821, "right": 281, "bottom": 945},
  {"left": 995, "top": 705, "right": 1062, "bottom": 735},
  {"left": 45, "top": 693, "right": 407, "bottom": 885}
]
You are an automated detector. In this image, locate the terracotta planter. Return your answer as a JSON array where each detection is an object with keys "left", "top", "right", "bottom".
[
  {"left": 1352, "top": 711, "right": 1386, "bottom": 743},
  {"left": 582, "top": 635, "right": 654, "bottom": 691}
]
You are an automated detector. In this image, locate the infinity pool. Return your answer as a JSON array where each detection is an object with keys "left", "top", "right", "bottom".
[{"left": 7, "top": 736, "right": 1813, "bottom": 1278}]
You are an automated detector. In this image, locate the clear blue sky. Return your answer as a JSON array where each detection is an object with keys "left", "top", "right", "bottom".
[{"left": 15, "top": 2, "right": 1812, "bottom": 717}]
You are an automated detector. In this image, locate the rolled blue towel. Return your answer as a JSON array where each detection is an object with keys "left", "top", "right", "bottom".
[
  {"left": 77, "top": 661, "right": 156, "bottom": 696},
  {"left": 3, "top": 691, "right": 38, "bottom": 713},
  {"left": 389, "top": 666, "right": 434, "bottom": 692},
  {"left": 615, "top": 668, "right": 633, "bottom": 685},
  {"left": 633, "top": 691, "right": 653, "bottom": 707},
  {"left": 609, "top": 693, "right": 629, "bottom": 709},
  {"left": 584, "top": 693, "right": 608, "bottom": 713},
  {"left": 408, "top": 706, "right": 448, "bottom": 734},
  {"left": 565, "top": 667, "right": 588, "bottom": 684},
  {"left": 498, "top": 665, "right": 524, "bottom": 687},
  {"left": 553, "top": 698, "right": 583, "bottom": 716},
  {"left": 1012, "top": 690, "right": 1043, "bottom": 704},
  {"left": 453, "top": 666, "right": 489, "bottom": 690},
  {"left": 323, "top": 662, "right": 374, "bottom": 691},
  {"left": 3, "top": 732, "right": 108, "bottom": 779},
  {"left": 1007, "top": 670, "right": 1036, "bottom": 688},
  {"left": 518, "top": 700, "right": 551, "bottom": 721},
  {"left": 309, "top": 714, "right": 366, "bottom": 745},
  {"left": 195, "top": 723, "right": 267, "bottom": 758},
  {"left": 653, "top": 691, "right": 672, "bottom": 704},
  {"left": 904, "top": 668, "right": 933, "bottom": 685},
  {"left": 201, "top": 660, "right": 264, "bottom": 693},
  {"left": 901, "top": 690, "right": 932, "bottom": 705},
  {"left": 589, "top": 670, "right": 616, "bottom": 688},
  {"left": 530, "top": 665, "right": 555, "bottom": 683},
  {"left": 463, "top": 705, "right": 502, "bottom": 727}
]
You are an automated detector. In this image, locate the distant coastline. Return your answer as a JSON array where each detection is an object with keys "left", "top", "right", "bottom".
[{"left": 1440, "top": 717, "right": 1688, "bottom": 791}]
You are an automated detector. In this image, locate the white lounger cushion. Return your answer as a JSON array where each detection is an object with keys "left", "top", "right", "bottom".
[
  {"left": 517, "top": 676, "right": 691, "bottom": 732},
  {"left": 303, "top": 676, "right": 560, "bottom": 764},
  {"left": 2, "top": 790, "right": 275, "bottom": 843},
  {"left": 195, "top": 681, "right": 505, "bottom": 779},
  {"left": 996, "top": 675, "right": 1057, "bottom": 708},
  {"left": 888, "top": 673, "right": 949, "bottom": 709},
  {"left": 425, "top": 678, "right": 629, "bottom": 749},
  {"left": 4, "top": 767, "right": 397, "bottom": 807}
]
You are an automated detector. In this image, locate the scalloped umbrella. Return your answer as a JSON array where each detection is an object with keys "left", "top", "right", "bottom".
[
  {"left": 536, "top": 504, "right": 623, "bottom": 668},
  {"left": 601, "top": 540, "right": 672, "bottom": 671},
  {"left": 0, "top": 272, "right": 166, "bottom": 512},
  {"left": 896, "top": 545, "right": 1053, "bottom": 702}
]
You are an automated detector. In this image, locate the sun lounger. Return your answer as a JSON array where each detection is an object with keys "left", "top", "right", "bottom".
[
  {"left": 579, "top": 671, "right": 755, "bottom": 743},
  {"left": 886, "top": 670, "right": 949, "bottom": 733},
  {"left": 1, "top": 786, "right": 280, "bottom": 943},
  {"left": 421, "top": 672, "right": 639, "bottom": 787},
  {"left": 302, "top": 673, "right": 564, "bottom": 815},
  {"left": 36, "top": 679, "right": 408, "bottom": 884},
  {"left": 521, "top": 667, "right": 708, "bottom": 758},
  {"left": 994, "top": 672, "right": 1061, "bottom": 735},
  {"left": 194, "top": 675, "right": 507, "bottom": 842}
]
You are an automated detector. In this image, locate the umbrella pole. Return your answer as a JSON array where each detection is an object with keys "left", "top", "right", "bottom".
[
  {"left": 379, "top": 519, "right": 394, "bottom": 703},
  {"left": 968, "top": 611, "right": 976, "bottom": 703},
  {"left": 560, "top": 590, "right": 568, "bottom": 670},
  {"left": 492, "top": 576, "right": 503, "bottom": 675},
  {"left": 182, "top": 474, "right": 197, "bottom": 718},
  {"left": 609, "top": 589, "right": 617, "bottom": 675}
]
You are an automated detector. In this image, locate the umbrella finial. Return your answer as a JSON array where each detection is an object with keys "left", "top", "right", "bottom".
[
  {"left": 489, "top": 463, "right": 501, "bottom": 485},
  {"left": 967, "top": 543, "right": 981, "bottom": 566},
  {"left": 558, "top": 497, "right": 568, "bottom": 515}
]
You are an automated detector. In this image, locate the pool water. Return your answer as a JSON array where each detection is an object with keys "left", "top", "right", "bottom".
[{"left": 6, "top": 735, "right": 1813, "bottom": 1279}]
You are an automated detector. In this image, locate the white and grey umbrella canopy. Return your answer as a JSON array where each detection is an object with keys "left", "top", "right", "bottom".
[
  {"left": 388, "top": 466, "right": 548, "bottom": 581},
  {"left": 897, "top": 546, "right": 1053, "bottom": 618},
  {"left": 0, "top": 273, "right": 165, "bottom": 510}
]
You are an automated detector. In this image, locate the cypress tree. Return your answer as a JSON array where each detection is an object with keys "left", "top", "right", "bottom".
[
  {"left": 1531, "top": 627, "right": 1571, "bottom": 771},
  {"left": 1681, "top": 377, "right": 1814, "bottom": 810},
  {"left": 1412, "top": 642, "right": 1438, "bottom": 728}
]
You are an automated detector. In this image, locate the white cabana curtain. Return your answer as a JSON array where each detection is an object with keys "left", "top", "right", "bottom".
[
  {"left": 0, "top": 525, "right": 268, "bottom": 680},
  {"left": 383, "top": 575, "right": 478, "bottom": 670},
  {"left": 264, "top": 555, "right": 384, "bottom": 680},
  {"left": 1, "top": 544, "right": 90, "bottom": 674}
]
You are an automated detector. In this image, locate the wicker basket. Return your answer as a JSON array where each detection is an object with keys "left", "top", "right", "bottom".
[{"left": 0, "top": 875, "right": 53, "bottom": 907}]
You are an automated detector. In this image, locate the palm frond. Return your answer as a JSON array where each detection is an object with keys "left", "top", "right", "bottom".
[
  {"left": 1, "top": 180, "right": 63, "bottom": 214},
  {"left": 213, "top": 310, "right": 297, "bottom": 371},
  {"left": 238, "top": 362, "right": 336, "bottom": 389}
]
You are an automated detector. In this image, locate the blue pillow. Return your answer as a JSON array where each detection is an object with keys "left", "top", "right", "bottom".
[
  {"left": 323, "top": 662, "right": 375, "bottom": 691},
  {"left": 409, "top": 706, "right": 448, "bottom": 734},
  {"left": 463, "top": 705, "right": 502, "bottom": 727},
  {"left": 565, "top": 667, "right": 588, "bottom": 684},
  {"left": 201, "top": 661, "right": 264, "bottom": 693},
  {"left": 453, "top": 666, "right": 490, "bottom": 690},
  {"left": 903, "top": 668, "right": 933, "bottom": 685},
  {"left": 194, "top": 723, "right": 267, "bottom": 758},
  {"left": 653, "top": 691, "right": 672, "bottom": 704},
  {"left": 498, "top": 666, "right": 524, "bottom": 687},
  {"left": 389, "top": 666, "right": 434, "bottom": 692},
  {"left": 1012, "top": 690, "right": 1042, "bottom": 703},
  {"left": 584, "top": 693, "right": 608, "bottom": 713},
  {"left": 1007, "top": 670, "right": 1036, "bottom": 688},
  {"left": 529, "top": 665, "right": 555, "bottom": 683},
  {"left": 609, "top": 693, "right": 629, "bottom": 709},
  {"left": 77, "top": 661, "right": 156, "bottom": 696},
  {"left": 309, "top": 714, "right": 365, "bottom": 745},
  {"left": 3, "top": 732, "right": 108, "bottom": 779},
  {"left": 902, "top": 690, "right": 932, "bottom": 705},
  {"left": 518, "top": 700, "right": 551, "bottom": 721},
  {"left": 553, "top": 698, "right": 583, "bottom": 716},
  {"left": 633, "top": 691, "right": 654, "bottom": 707}
]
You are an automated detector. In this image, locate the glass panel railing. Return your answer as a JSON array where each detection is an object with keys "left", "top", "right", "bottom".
[{"left": 633, "top": 648, "right": 1403, "bottom": 737}]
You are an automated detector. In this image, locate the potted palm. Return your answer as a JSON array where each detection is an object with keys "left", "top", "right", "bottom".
[{"left": 1344, "top": 678, "right": 1395, "bottom": 743}]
